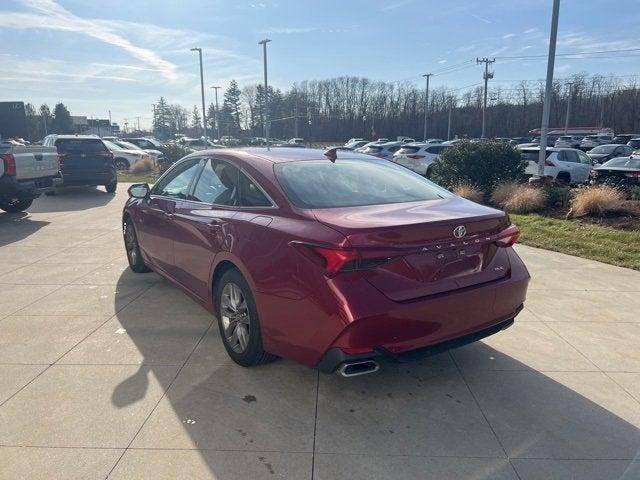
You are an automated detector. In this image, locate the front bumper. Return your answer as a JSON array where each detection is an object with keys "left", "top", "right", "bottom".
[{"left": 317, "top": 313, "right": 518, "bottom": 373}]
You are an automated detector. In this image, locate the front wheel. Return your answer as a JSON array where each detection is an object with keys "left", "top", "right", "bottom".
[
  {"left": 0, "top": 197, "right": 33, "bottom": 213},
  {"left": 215, "top": 269, "right": 277, "bottom": 367},
  {"left": 123, "top": 216, "right": 151, "bottom": 273}
]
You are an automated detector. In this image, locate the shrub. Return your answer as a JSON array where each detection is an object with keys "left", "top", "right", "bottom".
[
  {"left": 453, "top": 183, "right": 484, "bottom": 203},
  {"left": 159, "top": 142, "right": 192, "bottom": 164},
  {"left": 130, "top": 157, "right": 155, "bottom": 174},
  {"left": 502, "top": 186, "right": 546, "bottom": 213},
  {"left": 628, "top": 186, "right": 640, "bottom": 201},
  {"left": 571, "top": 186, "right": 624, "bottom": 216},
  {"left": 431, "top": 141, "right": 525, "bottom": 193},
  {"left": 490, "top": 181, "right": 520, "bottom": 207},
  {"left": 543, "top": 186, "right": 571, "bottom": 208}
]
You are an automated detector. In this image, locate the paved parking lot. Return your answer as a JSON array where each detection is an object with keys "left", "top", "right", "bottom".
[{"left": 0, "top": 185, "right": 639, "bottom": 480}]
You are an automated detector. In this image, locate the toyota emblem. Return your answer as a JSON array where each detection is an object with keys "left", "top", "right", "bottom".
[{"left": 453, "top": 225, "right": 467, "bottom": 238}]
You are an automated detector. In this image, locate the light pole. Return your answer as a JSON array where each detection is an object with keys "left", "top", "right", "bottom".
[
  {"left": 564, "top": 81, "right": 574, "bottom": 134},
  {"left": 258, "top": 39, "right": 271, "bottom": 148},
  {"left": 190, "top": 47, "right": 208, "bottom": 142},
  {"left": 210, "top": 86, "right": 221, "bottom": 141},
  {"left": 447, "top": 100, "right": 453, "bottom": 141},
  {"left": 422, "top": 73, "right": 433, "bottom": 141},
  {"left": 537, "top": 0, "right": 561, "bottom": 177}
]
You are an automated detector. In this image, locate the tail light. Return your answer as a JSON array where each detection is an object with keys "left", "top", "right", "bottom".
[
  {"left": 1, "top": 153, "right": 16, "bottom": 176},
  {"left": 495, "top": 224, "right": 520, "bottom": 248},
  {"left": 407, "top": 155, "right": 426, "bottom": 159},
  {"left": 292, "top": 243, "right": 393, "bottom": 276},
  {"left": 591, "top": 169, "right": 599, "bottom": 177},
  {"left": 57, "top": 153, "right": 66, "bottom": 169}
]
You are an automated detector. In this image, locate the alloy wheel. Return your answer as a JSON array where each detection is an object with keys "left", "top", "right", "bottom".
[
  {"left": 220, "top": 282, "right": 250, "bottom": 353},
  {"left": 123, "top": 221, "right": 138, "bottom": 265}
]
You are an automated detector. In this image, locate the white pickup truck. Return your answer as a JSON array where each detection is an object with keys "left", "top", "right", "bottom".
[{"left": 0, "top": 140, "right": 61, "bottom": 212}]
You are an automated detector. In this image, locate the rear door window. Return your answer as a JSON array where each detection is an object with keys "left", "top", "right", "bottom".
[
  {"left": 239, "top": 173, "right": 272, "bottom": 207},
  {"left": 191, "top": 159, "right": 239, "bottom": 206}
]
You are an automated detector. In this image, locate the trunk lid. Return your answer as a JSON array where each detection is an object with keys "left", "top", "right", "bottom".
[
  {"left": 55, "top": 138, "right": 112, "bottom": 174},
  {"left": 313, "top": 197, "right": 512, "bottom": 301}
]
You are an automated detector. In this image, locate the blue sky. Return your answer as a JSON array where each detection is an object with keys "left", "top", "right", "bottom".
[{"left": 1, "top": 0, "right": 639, "bottom": 129}]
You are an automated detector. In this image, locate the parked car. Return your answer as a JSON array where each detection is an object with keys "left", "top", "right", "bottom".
[
  {"left": 398, "top": 137, "right": 416, "bottom": 143},
  {"left": 179, "top": 138, "right": 225, "bottom": 151},
  {"left": 611, "top": 134, "right": 640, "bottom": 144},
  {"left": 346, "top": 138, "right": 363, "bottom": 144},
  {"left": 361, "top": 141, "right": 403, "bottom": 159},
  {"left": 0, "top": 139, "right": 60, "bottom": 212},
  {"left": 126, "top": 137, "right": 163, "bottom": 150},
  {"left": 122, "top": 148, "right": 529, "bottom": 374},
  {"left": 532, "top": 135, "right": 560, "bottom": 147},
  {"left": 520, "top": 147, "right": 593, "bottom": 184},
  {"left": 425, "top": 138, "right": 444, "bottom": 144},
  {"left": 354, "top": 141, "right": 377, "bottom": 152},
  {"left": 220, "top": 136, "right": 241, "bottom": 146},
  {"left": 627, "top": 138, "right": 640, "bottom": 150},
  {"left": 391, "top": 143, "right": 451, "bottom": 177},
  {"left": 591, "top": 155, "right": 640, "bottom": 187},
  {"left": 509, "top": 137, "right": 532, "bottom": 146},
  {"left": 114, "top": 140, "right": 163, "bottom": 160},
  {"left": 580, "top": 135, "right": 613, "bottom": 151},
  {"left": 343, "top": 140, "right": 369, "bottom": 150},
  {"left": 42, "top": 135, "right": 117, "bottom": 193},
  {"left": 554, "top": 136, "right": 582, "bottom": 149},
  {"left": 287, "top": 138, "right": 305, "bottom": 145},
  {"left": 586, "top": 144, "right": 633, "bottom": 166},
  {"left": 103, "top": 140, "right": 154, "bottom": 171}
]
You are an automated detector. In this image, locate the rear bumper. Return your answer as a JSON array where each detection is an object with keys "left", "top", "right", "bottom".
[
  {"left": 0, "top": 175, "right": 61, "bottom": 198},
  {"left": 60, "top": 171, "right": 116, "bottom": 186},
  {"left": 317, "top": 314, "right": 517, "bottom": 373}
]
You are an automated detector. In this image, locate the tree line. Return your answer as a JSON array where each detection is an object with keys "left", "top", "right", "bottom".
[
  {"left": 154, "top": 73, "right": 640, "bottom": 141},
  {"left": 21, "top": 103, "right": 74, "bottom": 141}
]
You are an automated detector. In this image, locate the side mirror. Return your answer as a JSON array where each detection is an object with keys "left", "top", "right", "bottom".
[{"left": 128, "top": 183, "right": 150, "bottom": 199}]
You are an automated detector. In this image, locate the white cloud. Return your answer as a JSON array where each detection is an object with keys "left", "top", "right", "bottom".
[
  {"left": 503, "top": 33, "right": 516, "bottom": 39},
  {"left": 438, "top": 60, "right": 447, "bottom": 64},
  {"left": 261, "top": 26, "right": 319, "bottom": 34},
  {"left": 379, "top": 0, "right": 413, "bottom": 12}
]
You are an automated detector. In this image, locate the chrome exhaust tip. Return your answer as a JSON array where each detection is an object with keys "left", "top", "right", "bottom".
[{"left": 337, "top": 360, "right": 380, "bottom": 377}]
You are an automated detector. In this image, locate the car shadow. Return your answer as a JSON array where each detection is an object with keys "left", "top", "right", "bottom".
[
  {"left": 111, "top": 270, "right": 640, "bottom": 479},
  {"left": 28, "top": 186, "right": 116, "bottom": 214},
  {"left": 0, "top": 211, "right": 49, "bottom": 247}
]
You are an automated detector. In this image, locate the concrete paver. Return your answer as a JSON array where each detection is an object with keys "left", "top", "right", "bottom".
[{"left": 1, "top": 186, "right": 639, "bottom": 479}]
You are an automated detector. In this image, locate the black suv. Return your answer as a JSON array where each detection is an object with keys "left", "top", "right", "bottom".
[{"left": 43, "top": 135, "right": 117, "bottom": 193}]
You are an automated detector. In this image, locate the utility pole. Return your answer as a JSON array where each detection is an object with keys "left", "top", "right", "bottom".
[
  {"left": 447, "top": 99, "right": 453, "bottom": 141},
  {"left": 477, "top": 57, "right": 495, "bottom": 138},
  {"left": 258, "top": 39, "right": 272, "bottom": 148},
  {"left": 210, "top": 86, "right": 221, "bottom": 141},
  {"left": 537, "top": 0, "right": 560, "bottom": 177},
  {"left": 190, "top": 47, "right": 208, "bottom": 141},
  {"left": 422, "top": 73, "right": 433, "bottom": 141},
  {"left": 136, "top": 116, "right": 141, "bottom": 132},
  {"left": 294, "top": 90, "right": 299, "bottom": 138},
  {"left": 564, "top": 82, "right": 574, "bottom": 134},
  {"left": 108, "top": 110, "right": 112, "bottom": 136}
]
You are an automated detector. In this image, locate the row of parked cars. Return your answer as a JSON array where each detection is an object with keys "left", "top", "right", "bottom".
[
  {"left": 341, "top": 135, "right": 640, "bottom": 189},
  {"left": 0, "top": 134, "right": 170, "bottom": 213}
]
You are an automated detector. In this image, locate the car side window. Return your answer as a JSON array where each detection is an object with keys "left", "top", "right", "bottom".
[
  {"left": 239, "top": 172, "right": 272, "bottom": 207},
  {"left": 191, "top": 159, "right": 239, "bottom": 206},
  {"left": 154, "top": 159, "right": 201, "bottom": 199},
  {"left": 562, "top": 150, "right": 578, "bottom": 163},
  {"left": 577, "top": 151, "right": 592, "bottom": 165}
]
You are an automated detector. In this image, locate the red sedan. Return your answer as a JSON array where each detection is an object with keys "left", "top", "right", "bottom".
[{"left": 123, "top": 148, "right": 529, "bottom": 376}]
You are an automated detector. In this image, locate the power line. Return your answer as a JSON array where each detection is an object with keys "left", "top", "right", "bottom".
[{"left": 495, "top": 47, "right": 640, "bottom": 59}]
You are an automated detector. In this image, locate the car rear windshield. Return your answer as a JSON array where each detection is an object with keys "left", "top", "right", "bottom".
[
  {"left": 274, "top": 159, "right": 451, "bottom": 209},
  {"left": 590, "top": 145, "right": 617, "bottom": 154},
  {"left": 397, "top": 146, "right": 421, "bottom": 154},
  {"left": 602, "top": 158, "right": 640, "bottom": 168},
  {"left": 55, "top": 138, "right": 107, "bottom": 153},
  {"left": 521, "top": 149, "right": 551, "bottom": 161}
]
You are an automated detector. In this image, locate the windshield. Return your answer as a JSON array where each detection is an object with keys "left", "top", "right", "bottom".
[
  {"left": 590, "top": 145, "right": 617, "bottom": 154},
  {"left": 275, "top": 159, "right": 451, "bottom": 208},
  {"left": 601, "top": 157, "right": 640, "bottom": 168},
  {"left": 116, "top": 141, "right": 143, "bottom": 150}
]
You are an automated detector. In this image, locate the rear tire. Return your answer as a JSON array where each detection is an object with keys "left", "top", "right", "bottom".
[
  {"left": 123, "top": 216, "right": 152, "bottom": 273},
  {"left": 556, "top": 172, "right": 571, "bottom": 185},
  {"left": 0, "top": 197, "right": 33, "bottom": 213},
  {"left": 114, "top": 158, "right": 129, "bottom": 171},
  {"left": 215, "top": 269, "right": 277, "bottom": 367},
  {"left": 105, "top": 180, "right": 117, "bottom": 193}
]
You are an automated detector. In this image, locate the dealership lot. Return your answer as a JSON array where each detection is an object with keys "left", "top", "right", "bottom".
[{"left": 0, "top": 186, "right": 639, "bottom": 480}]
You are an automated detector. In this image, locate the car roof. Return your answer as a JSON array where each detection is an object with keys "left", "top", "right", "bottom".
[
  {"left": 49, "top": 135, "right": 100, "bottom": 139},
  {"left": 190, "top": 147, "right": 374, "bottom": 166}
]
